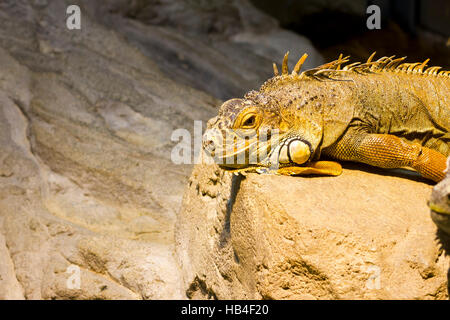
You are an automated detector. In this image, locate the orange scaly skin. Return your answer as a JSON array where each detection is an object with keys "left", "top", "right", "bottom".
[{"left": 204, "top": 53, "right": 450, "bottom": 183}]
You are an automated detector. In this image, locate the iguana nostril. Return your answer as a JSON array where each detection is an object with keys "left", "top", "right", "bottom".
[
  {"left": 204, "top": 140, "right": 214, "bottom": 149},
  {"left": 202, "top": 137, "right": 216, "bottom": 154}
]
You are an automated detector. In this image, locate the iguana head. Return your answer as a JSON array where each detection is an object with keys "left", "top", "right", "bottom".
[
  {"left": 203, "top": 90, "right": 321, "bottom": 171},
  {"left": 202, "top": 52, "right": 354, "bottom": 174}
]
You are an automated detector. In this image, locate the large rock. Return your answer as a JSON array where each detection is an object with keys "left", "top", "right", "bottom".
[
  {"left": 83, "top": 0, "right": 324, "bottom": 100},
  {"left": 0, "top": 0, "right": 209, "bottom": 299},
  {"left": 0, "top": 0, "right": 323, "bottom": 299},
  {"left": 176, "top": 158, "right": 450, "bottom": 299}
]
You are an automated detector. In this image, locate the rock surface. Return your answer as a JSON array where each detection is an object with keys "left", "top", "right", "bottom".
[
  {"left": 176, "top": 158, "right": 450, "bottom": 299},
  {"left": 0, "top": 0, "right": 322, "bottom": 299}
]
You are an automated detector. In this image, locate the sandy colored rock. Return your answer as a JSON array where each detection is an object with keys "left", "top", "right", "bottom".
[
  {"left": 0, "top": 233, "right": 25, "bottom": 299},
  {"left": 176, "top": 158, "right": 450, "bottom": 299},
  {"left": 0, "top": 0, "right": 324, "bottom": 299}
]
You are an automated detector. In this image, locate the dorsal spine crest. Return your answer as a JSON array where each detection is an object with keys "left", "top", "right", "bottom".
[{"left": 271, "top": 52, "right": 450, "bottom": 82}]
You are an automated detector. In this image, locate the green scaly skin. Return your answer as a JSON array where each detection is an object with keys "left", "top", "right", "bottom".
[{"left": 204, "top": 53, "right": 449, "bottom": 182}]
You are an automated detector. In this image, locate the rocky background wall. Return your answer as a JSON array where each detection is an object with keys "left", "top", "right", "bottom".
[{"left": 0, "top": 0, "right": 448, "bottom": 299}]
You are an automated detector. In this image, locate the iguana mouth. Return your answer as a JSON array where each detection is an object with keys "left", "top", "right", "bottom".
[
  {"left": 203, "top": 126, "right": 280, "bottom": 169},
  {"left": 204, "top": 128, "right": 342, "bottom": 177},
  {"left": 214, "top": 136, "right": 314, "bottom": 171}
]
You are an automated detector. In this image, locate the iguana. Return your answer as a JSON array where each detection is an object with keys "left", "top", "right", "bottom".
[{"left": 203, "top": 52, "right": 449, "bottom": 183}]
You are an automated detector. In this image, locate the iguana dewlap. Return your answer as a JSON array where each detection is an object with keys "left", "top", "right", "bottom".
[{"left": 203, "top": 52, "right": 449, "bottom": 183}]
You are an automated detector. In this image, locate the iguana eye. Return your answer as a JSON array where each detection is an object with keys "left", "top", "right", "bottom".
[
  {"left": 242, "top": 115, "right": 256, "bottom": 128},
  {"left": 234, "top": 107, "right": 261, "bottom": 129}
]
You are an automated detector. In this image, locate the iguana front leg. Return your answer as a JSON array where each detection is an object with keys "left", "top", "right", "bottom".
[{"left": 323, "top": 130, "right": 447, "bottom": 182}]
